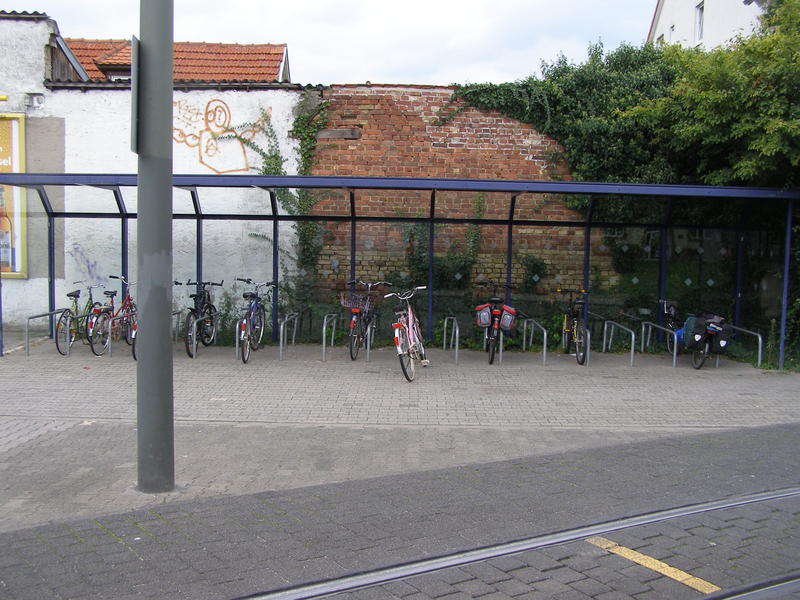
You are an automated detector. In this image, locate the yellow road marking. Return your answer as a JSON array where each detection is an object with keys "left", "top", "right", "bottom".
[{"left": 586, "top": 536, "right": 721, "bottom": 594}]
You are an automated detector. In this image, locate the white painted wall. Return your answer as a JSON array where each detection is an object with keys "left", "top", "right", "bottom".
[
  {"left": 1, "top": 16, "right": 304, "bottom": 325},
  {"left": 649, "top": 0, "right": 763, "bottom": 49}
]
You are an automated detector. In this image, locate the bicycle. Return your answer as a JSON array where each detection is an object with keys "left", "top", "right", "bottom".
[
  {"left": 341, "top": 279, "right": 392, "bottom": 360},
  {"left": 686, "top": 312, "right": 733, "bottom": 369},
  {"left": 54, "top": 281, "right": 104, "bottom": 355},
  {"left": 557, "top": 288, "right": 588, "bottom": 365},
  {"left": 474, "top": 280, "right": 516, "bottom": 365},
  {"left": 384, "top": 286, "right": 428, "bottom": 382},
  {"left": 183, "top": 279, "right": 223, "bottom": 358},
  {"left": 237, "top": 278, "right": 276, "bottom": 364},
  {"left": 659, "top": 299, "right": 681, "bottom": 355},
  {"left": 88, "top": 275, "right": 137, "bottom": 356}
]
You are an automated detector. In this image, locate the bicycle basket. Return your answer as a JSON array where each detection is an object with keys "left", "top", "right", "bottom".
[
  {"left": 499, "top": 305, "right": 517, "bottom": 331},
  {"left": 340, "top": 292, "right": 371, "bottom": 312},
  {"left": 475, "top": 304, "right": 492, "bottom": 328}
]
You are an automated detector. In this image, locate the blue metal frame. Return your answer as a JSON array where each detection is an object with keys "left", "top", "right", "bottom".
[{"left": 0, "top": 173, "right": 797, "bottom": 363}]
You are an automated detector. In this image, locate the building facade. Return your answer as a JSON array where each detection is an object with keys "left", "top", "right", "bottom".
[{"left": 647, "top": 0, "right": 764, "bottom": 48}]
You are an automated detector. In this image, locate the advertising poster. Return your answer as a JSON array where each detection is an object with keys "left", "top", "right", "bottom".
[{"left": 0, "top": 114, "right": 26, "bottom": 278}]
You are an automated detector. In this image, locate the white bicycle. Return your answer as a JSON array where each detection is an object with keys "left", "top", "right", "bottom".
[{"left": 384, "top": 286, "right": 428, "bottom": 382}]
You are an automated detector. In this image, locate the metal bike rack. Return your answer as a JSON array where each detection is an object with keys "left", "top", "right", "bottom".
[
  {"left": 25, "top": 308, "right": 68, "bottom": 356},
  {"left": 728, "top": 325, "right": 763, "bottom": 369},
  {"left": 641, "top": 321, "right": 678, "bottom": 368},
  {"left": 601, "top": 320, "right": 636, "bottom": 367},
  {"left": 279, "top": 312, "right": 299, "bottom": 361},
  {"left": 233, "top": 308, "right": 247, "bottom": 360},
  {"left": 106, "top": 311, "right": 137, "bottom": 358},
  {"left": 365, "top": 316, "right": 378, "bottom": 362},
  {"left": 442, "top": 316, "right": 459, "bottom": 365},
  {"left": 521, "top": 318, "right": 547, "bottom": 366},
  {"left": 172, "top": 310, "right": 183, "bottom": 344},
  {"left": 585, "top": 328, "right": 591, "bottom": 366},
  {"left": 322, "top": 313, "right": 338, "bottom": 362},
  {"left": 188, "top": 309, "right": 220, "bottom": 358}
]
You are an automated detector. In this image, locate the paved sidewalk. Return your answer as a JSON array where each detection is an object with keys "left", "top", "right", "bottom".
[{"left": 0, "top": 339, "right": 799, "bottom": 598}]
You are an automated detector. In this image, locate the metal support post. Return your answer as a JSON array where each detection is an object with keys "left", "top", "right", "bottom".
[
  {"left": 778, "top": 199, "right": 793, "bottom": 370},
  {"left": 135, "top": 0, "right": 175, "bottom": 493},
  {"left": 734, "top": 231, "right": 744, "bottom": 327},
  {"left": 506, "top": 195, "right": 516, "bottom": 305},
  {"left": 270, "top": 190, "right": 279, "bottom": 343},
  {"left": 427, "top": 190, "right": 435, "bottom": 341}
]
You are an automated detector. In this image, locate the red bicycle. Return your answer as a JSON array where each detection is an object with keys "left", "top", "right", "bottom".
[{"left": 88, "top": 275, "right": 137, "bottom": 356}]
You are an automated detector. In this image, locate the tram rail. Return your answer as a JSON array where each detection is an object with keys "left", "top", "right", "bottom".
[{"left": 239, "top": 486, "right": 800, "bottom": 600}]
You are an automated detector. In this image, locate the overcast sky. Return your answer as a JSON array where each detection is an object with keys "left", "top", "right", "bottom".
[{"left": 9, "top": 1, "right": 656, "bottom": 85}]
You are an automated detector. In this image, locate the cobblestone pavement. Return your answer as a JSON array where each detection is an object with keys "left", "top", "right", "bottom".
[{"left": 0, "top": 338, "right": 799, "bottom": 599}]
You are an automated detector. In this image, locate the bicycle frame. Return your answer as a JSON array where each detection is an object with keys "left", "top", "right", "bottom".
[{"left": 385, "top": 286, "right": 427, "bottom": 381}]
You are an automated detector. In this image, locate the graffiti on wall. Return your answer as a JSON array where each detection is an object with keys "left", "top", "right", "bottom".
[{"left": 173, "top": 99, "right": 269, "bottom": 174}]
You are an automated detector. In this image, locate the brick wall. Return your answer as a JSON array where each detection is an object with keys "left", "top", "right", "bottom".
[{"left": 309, "top": 84, "right": 614, "bottom": 292}]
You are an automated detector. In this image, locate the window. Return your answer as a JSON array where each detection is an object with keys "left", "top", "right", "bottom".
[{"left": 695, "top": 1, "right": 705, "bottom": 43}]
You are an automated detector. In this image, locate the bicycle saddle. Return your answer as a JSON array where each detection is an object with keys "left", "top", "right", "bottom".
[
  {"left": 104, "top": 290, "right": 117, "bottom": 297},
  {"left": 242, "top": 292, "right": 258, "bottom": 300},
  {"left": 490, "top": 296, "right": 503, "bottom": 304},
  {"left": 67, "top": 290, "right": 80, "bottom": 299}
]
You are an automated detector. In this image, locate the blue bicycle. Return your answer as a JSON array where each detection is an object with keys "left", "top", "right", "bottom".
[{"left": 237, "top": 278, "right": 276, "bottom": 364}]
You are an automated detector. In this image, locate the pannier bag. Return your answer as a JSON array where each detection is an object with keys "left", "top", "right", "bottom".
[
  {"left": 475, "top": 304, "right": 492, "bottom": 328},
  {"left": 683, "top": 316, "right": 706, "bottom": 350},
  {"left": 499, "top": 305, "right": 517, "bottom": 331},
  {"left": 713, "top": 323, "right": 734, "bottom": 354}
]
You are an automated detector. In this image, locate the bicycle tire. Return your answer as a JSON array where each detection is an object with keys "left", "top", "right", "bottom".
[
  {"left": 184, "top": 311, "right": 198, "bottom": 358},
  {"left": 84, "top": 302, "right": 102, "bottom": 342},
  {"left": 692, "top": 340, "right": 709, "bottom": 369},
  {"left": 488, "top": 329, "right": 497, "bottom": 364},
  {"left": 241, "top": 318, "right": 251, "bottom": 364},
  {"left": 574, "top": 319, "right": 587, "bottom": 365},
  {"left": 562, "top": 315, "right": 572, "bottom": 354},
  {"left": 89, "top": 311, "right": 110, "bottom": 356},
  {"left": 398, "top": 327, "right": 415, "bottom": 382},
  {"left": 123, "top": 302, "right": 136, "bottom": 346},
  {"left": 200, "top": 303, "right": 216, "bottom": 346},
  {"left": 132, "top": 334, "right": 137, "bottom": 361},
  {"left": 55, "top": 310, "right": 75, "bottom": 356},
  {"left": 251, "top": 305, "right": 266, "bottom": 350},
  {"left": 349, "top": 315, "right": 362, "bottom": 361}
]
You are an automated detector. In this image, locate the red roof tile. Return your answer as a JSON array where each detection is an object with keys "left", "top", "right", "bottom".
[{"left": 64, "top": 39, "right": 288, "bottom": 82}]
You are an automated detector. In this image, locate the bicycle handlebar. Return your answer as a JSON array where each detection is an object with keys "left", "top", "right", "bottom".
[
  {"left": 237, "top": 277, "right": 277, "bottom": 288},
  {"left": 186, "top": 280, "right": 224, "bottom": 287},
  {"left": 109, "top": 274, "right": 136, "bottom": 287},
  {"left": 348, "top": 279, "right": 393, "bottom": 288},
  {"left": 384, "top": 286, "right": 426, "bottom": 301},
  {"left": 556, "top": 288, "right": 588, "bottom": 294}
]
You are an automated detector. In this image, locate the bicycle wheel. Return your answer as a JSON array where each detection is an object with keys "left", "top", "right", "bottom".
[
  {"left": 574, "top": 319, "right": 587, "bottom": 365},
  {"left": 562, "top": 315, "right": 572, "bottom": 354},
  {"left": 123, "top": 303, "right": 136, "bottom": 346},
  {"left": 251, "top": 305, "right": 266, "bottom": 350},
  {"left": 200, "top": 303, "right": 216, "bottom": 346},
  {"left": 132, "top": 333, "right": 137, "bottom": 361},
  {"left": 89, "top": 311, "right": 111, "bottom": 356},
  {"left": 692, "top": 340, "right": 709, "bottom": 370},
  {"left": 487, "top": 329, "right": 497, "bottom": 365},
  {"left": 349, "top": 315, "right": 362, "bottom": 360},
  {"left": 398, "top": 327, "right": 415, "bottom": 382},
  {"left": 184, "top": 311, "right": 198, "bottom": 358},
  {"left": 55, "top": 310, "right": 75, "bottom": 355},
  {"left": 84, "top": 302, "right": 102, "bottom": 342},
  {"left": 240, "top": 318, "right": 251, "bottom": 364}
]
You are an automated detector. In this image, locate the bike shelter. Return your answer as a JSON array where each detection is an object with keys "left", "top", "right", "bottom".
[{"left": 0, "top": 172, "right": 797, "bottom": 368}]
